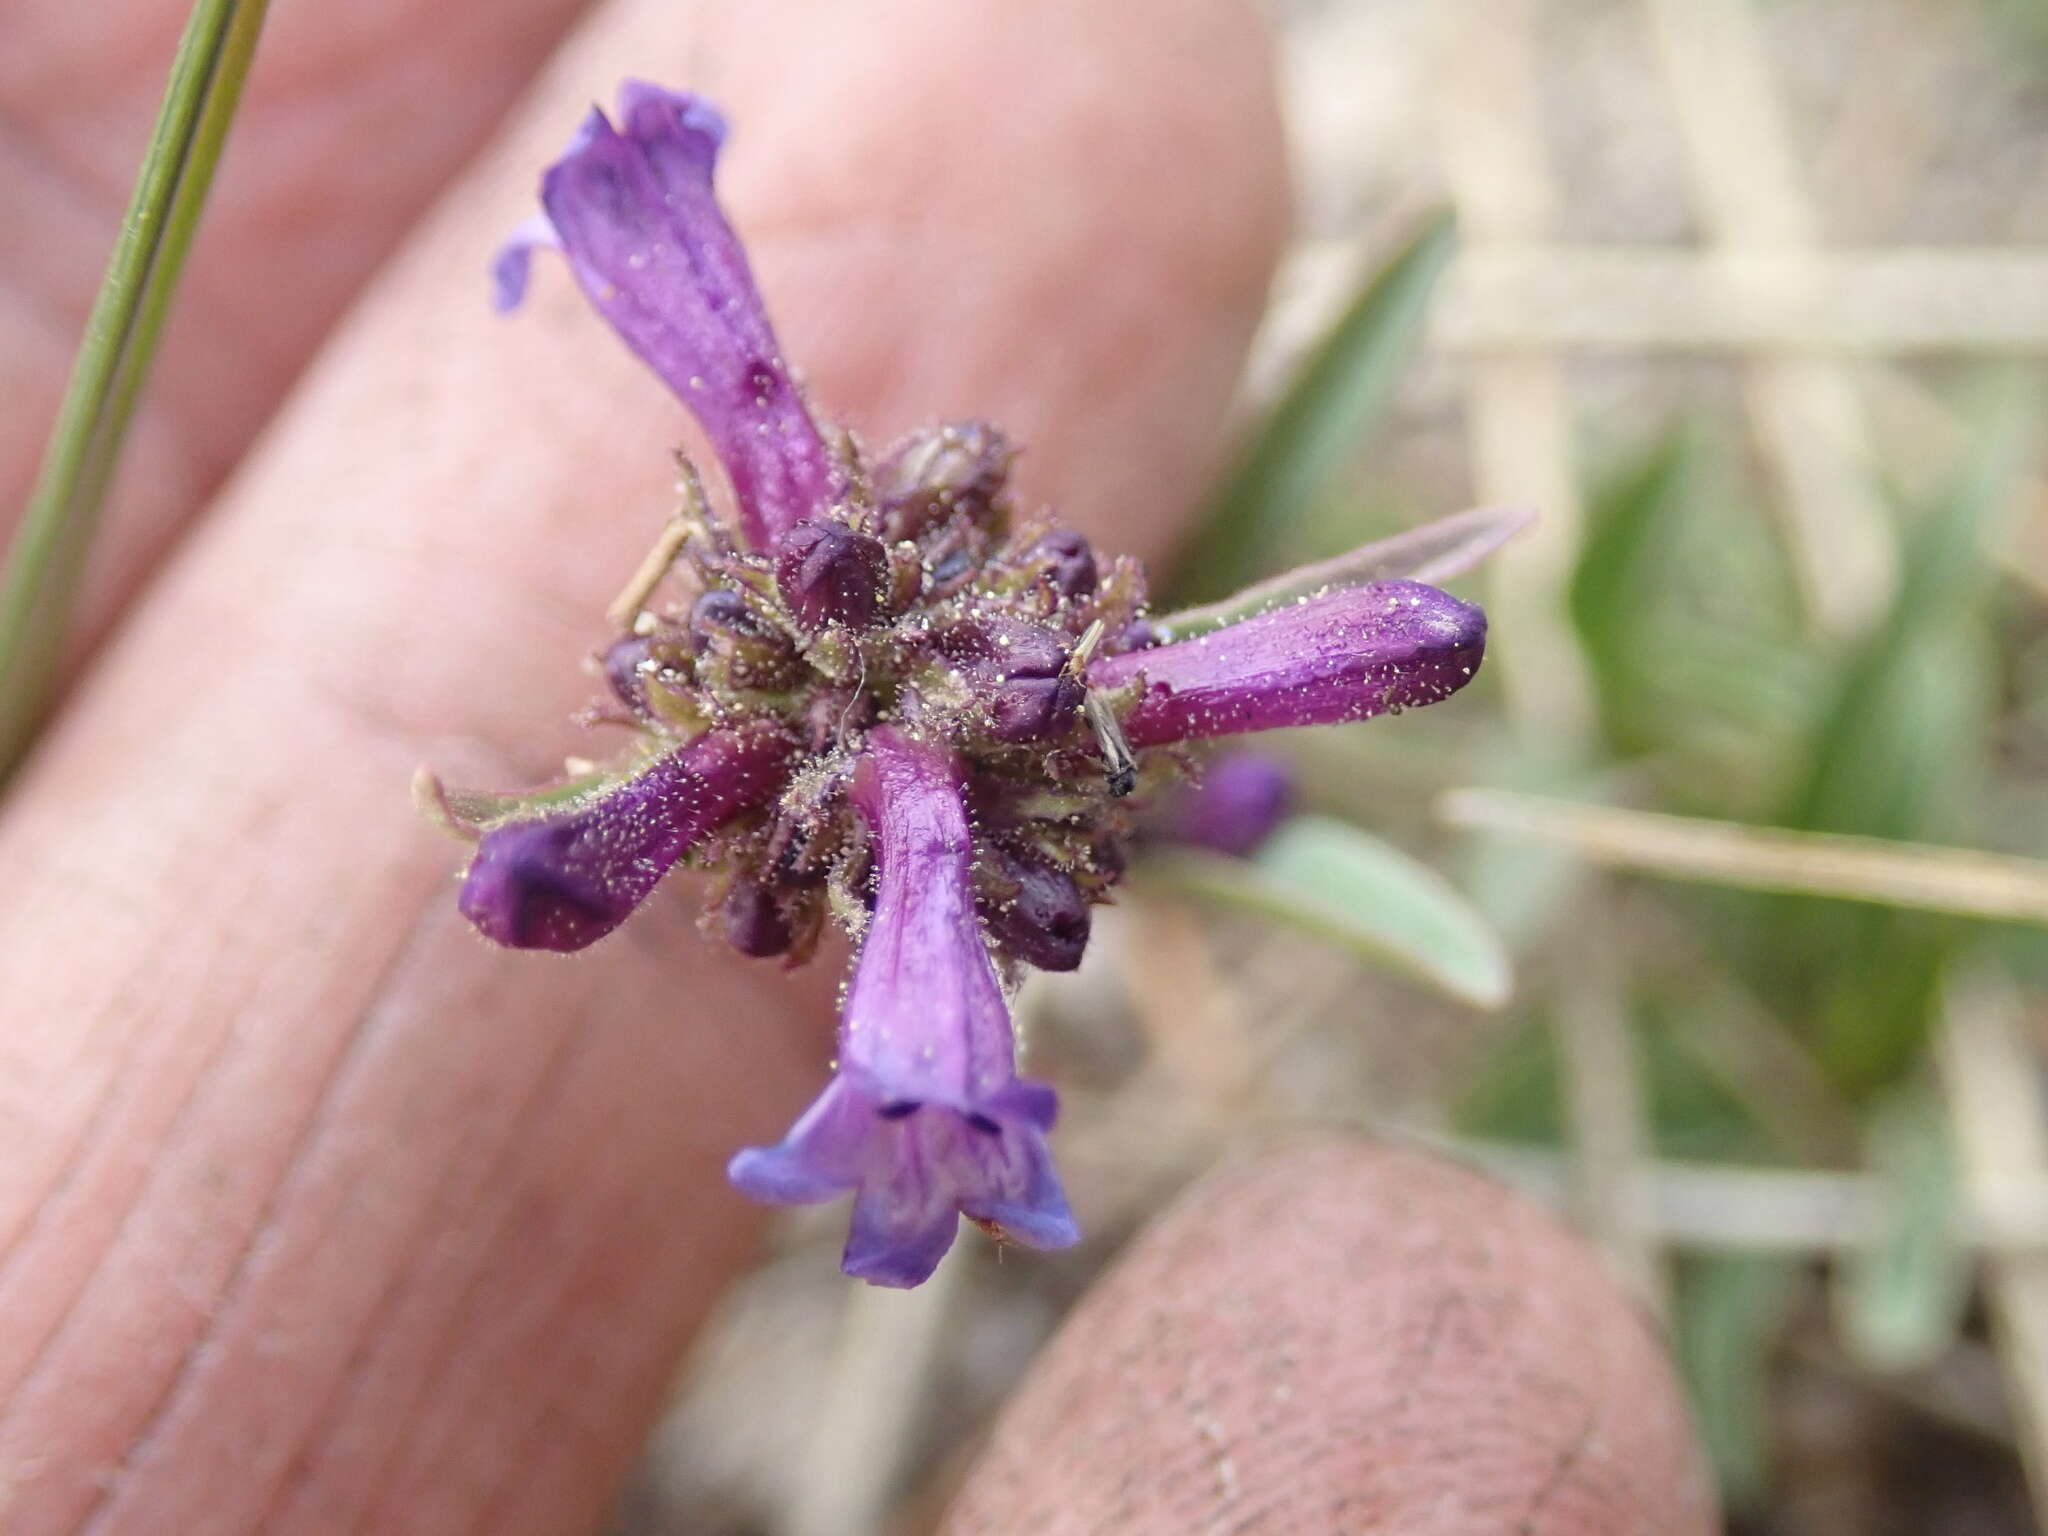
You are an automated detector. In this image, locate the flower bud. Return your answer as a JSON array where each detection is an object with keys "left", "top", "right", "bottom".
[
  {"left": 688, "top": 588, "right": 752, "bottom": 649},
  {"left": 938, "top": 618, "right": 1083, "bottom": 743},
  {"left": 723, "top": 874, "right": 793, "bottom": 957},
  {"left": 1115, "top": 617, "right": 1160, "bottom": 652},
  {"left": 776, "top": 518, "right": 889, "bottom": 630},
  {"left": 874, "top": 422, "right": 1012, "bottom": 542},
  {"left": 1027, "top": 529, "right": 1098, "bottom": 598},
  {"left": 986, "top": 674, "right": 1085, "bottom": 742},
  {"left": 979, "top": 843, "right": 1091, "bottom": 972},
  {"left": 602, "top": 634, "right": 657, "bottom": 715},
  {"left": 1164, "top": 753, "right": 1293, "bottom": 857}
]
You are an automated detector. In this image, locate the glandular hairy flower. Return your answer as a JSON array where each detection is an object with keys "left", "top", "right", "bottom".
[{"left": 421, "top": 82, "right": 1494, "bottom": 1287}]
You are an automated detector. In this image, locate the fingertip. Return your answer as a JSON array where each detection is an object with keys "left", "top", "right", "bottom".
[{"left": 945, "top": 1138, "right": 1717, "bottom": 1535}]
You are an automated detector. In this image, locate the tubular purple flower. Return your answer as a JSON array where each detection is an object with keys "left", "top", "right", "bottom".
[
  {"left": 727, "top": 728, "right": 1078, "bottom": 1287},
  {"left": 459, "top": 728, "right": 791, "bottom": 952},
  {"left": 494, "top": 82, "right": 842, "bottom": 549},
  {"left": 438, "top": 82, "right": 1511, "bottom": 1290},
  {"left": 1088, "top": 580, "right": 1486, "bottom": 749}
]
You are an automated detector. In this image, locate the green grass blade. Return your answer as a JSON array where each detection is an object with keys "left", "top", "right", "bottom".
[
  {"left": 1153, "top": 503, "right": 1532, "bottom": 644},
  {"left": 1834, "top": 1082, "right": 1970, "bottom": 1372},
  {"left": 1777, "top": 370, "right": 2036, "bottom": 1086},
  {"left": 0, "top": 0, "right": 269, "bottom": 777},
  {"left": 1675, "top": 1253, "right": 1799, "bottom": 1508},
  {"left": 1169, "top": 209, "right": 1458, "bottom": 605}
]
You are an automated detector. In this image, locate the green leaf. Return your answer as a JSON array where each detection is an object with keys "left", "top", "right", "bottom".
[
  {"left": 1833, "top": 1082, "right": 1970, "bottom": 1372},
  {"left": 1568, "top": 425, "right": 1817, "bottom": 797},
  {"left": 1569, "top": 426, "right": 1694, "bottom": 755},
  {"left": 1169, "top": 210, "right": 1458, "bottom": 605},
  {"left": 1143, "top": 814, "right": 1513, "bottom": 1009},
  {"left": 1675, "top": 1254, "right": 1798, "bottom": 1509},
  {"left": 1773, "top": 370, "right": 2036, "bottom": 1087},
  {"left": 0, "top": 0, "right": 270, "bottom": 778}
]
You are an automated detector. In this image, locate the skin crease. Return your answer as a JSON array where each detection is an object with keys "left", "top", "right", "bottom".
[{"left": 0, "top": 2, "right": 1706, "bottom": 1533}]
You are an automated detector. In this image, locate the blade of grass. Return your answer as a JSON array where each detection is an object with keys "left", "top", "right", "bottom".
[
  {"left": 1772, "top": 369, "right": 2032, "bottom": 1084},
  {"left": 1935, "top": 966, "right": 2048, "bottom": 1511},
  {"left": 1440, "top": 789, "right": 2048, "bottom": 926},
  {"left": 0, "top": 0, "right": 269, "bottom": 777},
  {"left": 1168, "top": 209, "right": 1458, "bottom": 605},
  {"left": 1151, "top": 502, "right": 1532, "bottom": 644},
  {"left": 1834, "top": 1082, "right": 1970, "bottom": 1372},
  {"left": 1675, "top": 1253, "right": 1799, "bottom": 1507}
]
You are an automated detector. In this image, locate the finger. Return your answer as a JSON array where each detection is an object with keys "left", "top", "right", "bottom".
[
  {"left": 3, "top": 0, "right": 599, "bottom": 648},
  {"left": 946, "top": 1139, "right": 1718, "bottom": 1536},
  {"left": 0, "top": 2, "right": 1287, "bottom": 1533}
]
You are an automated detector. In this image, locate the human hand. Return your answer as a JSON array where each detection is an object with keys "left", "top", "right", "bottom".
[{"left": 0, "top": 0, "right": 1712, "bottom": 1530}]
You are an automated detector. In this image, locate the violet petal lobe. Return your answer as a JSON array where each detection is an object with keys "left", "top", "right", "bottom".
[
  {"left": 1088, "top": 580, "right": 1486, "bottom": 749},
  {"left": 490, "top": 213, "right": 560, "bottom": 313},
  {"left": 726, "top": 727, "right": 1078, "bottom": 1287},
  {"left": 526, "top": 82, "right": 841, "bottom": 548},
  {"left": 458, "top": 728, "right": 791, "bottom": 952}
]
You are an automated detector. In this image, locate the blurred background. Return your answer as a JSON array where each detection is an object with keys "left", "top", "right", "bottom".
[{"left": 612, "top": 0, "right": 2048, "bottom": 1532}]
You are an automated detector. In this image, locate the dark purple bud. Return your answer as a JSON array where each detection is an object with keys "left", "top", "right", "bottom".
[
  {"left": 688, "top": 587, "right": 752, "bottom": 648},
  {"left": 1115, "top": 618, "right": 1161, "bottom": 652},
  {"left": 776, "top": 518, "right": 889, "bottom": 630},
  {"left": 723, "top": 875, "right": 793, "bottom": 957},
  {"left": 980, "top": 845, "right": 1091, "bottom": 972},
  {"left": 874, "top": 422, "right": 1013, "bottom": 541},
  {"left": 1165, "top": 753, "right": 1294, "bottom": 857},
  {"left": 986, "top": 673, "right": 1085, "bottom": 743},
  {"left": 1027, "top": 529, "right": 1098, "bottom": 598},
  {"left": 602, "top": 634, "right": 657, "bottom": 714},
  {"left": 938, "top": 617, "right": 1068, "bottom": 679},
  {"left": 938, "top": 619, "right": 1082, "bottom": 742},
  {"left": 927, "top": 543, "right": 976, "bottom": 593}
]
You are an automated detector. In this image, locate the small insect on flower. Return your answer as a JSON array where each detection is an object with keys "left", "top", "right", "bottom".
[{"left": 419, "top": 82, "right": 1500, "bottom": 1288}]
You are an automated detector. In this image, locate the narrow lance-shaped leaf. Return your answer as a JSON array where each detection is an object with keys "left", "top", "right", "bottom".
[
  {"left": 1833, "top": 1081, "right": 1970, "bottom": 1372},
  {"left": 1144, "top": 814, "right": 1513, "bottom": 1010},
  {"left": 1676, "top": 1255, "right": 1799, "bottom": 1508},
  {"left": 1779, "top": 370, "right": 2035, "bottom": 1087},
  {"left": 1154, "top": 504, "right": 1532, "bottom": 644}
]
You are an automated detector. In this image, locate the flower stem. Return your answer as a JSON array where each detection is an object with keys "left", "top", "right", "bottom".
[{"left": 0, "top": 0, "right": 269, "bottom": 778}]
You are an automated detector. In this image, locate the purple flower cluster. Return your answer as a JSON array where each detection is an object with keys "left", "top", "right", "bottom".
[{"left": 423, "top": 83, "right": 1489, "bottom": 1287}]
